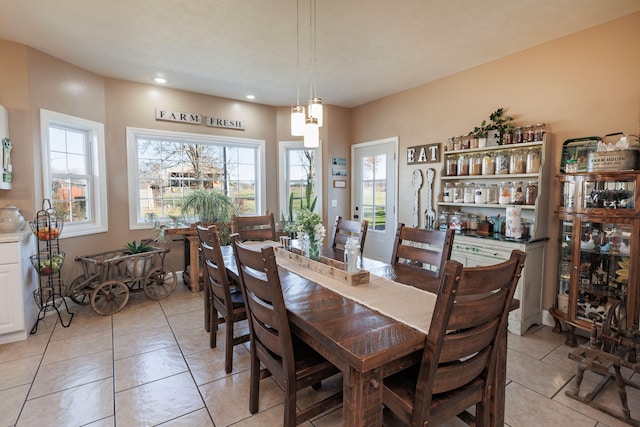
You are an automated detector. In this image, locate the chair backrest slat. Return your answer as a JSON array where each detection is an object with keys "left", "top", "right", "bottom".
[
  {"left": 330, "top": 216, "right": 368, "bottom": 251},
  {"left": 231, "top": 213, "right": 277, "bottom": 242},
  {"left": 390, "top": 224, "right": 454, "bottom": 278}
]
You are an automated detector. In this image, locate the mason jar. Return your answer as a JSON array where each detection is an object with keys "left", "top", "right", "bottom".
[
  {"left": 513, "top": 181, "right": 525, "bottom": 205},
  {"left": 526, "top": 147, "right": 542, "bottom": 173},
  {"left": 494, "top": 151, "right": 509, "bottom": 175},
  {"left": 499, "top": 181, "right": 512, "bottom": 205},
  {"left": 534, "top": 123, "right": 546, "bottom": 141},
  {"left": 513, "top": 127, "right": 524, "bottom": 144},
  {"left": 457, "top": 153, "right": 469, "bottom": 176},
  {"left": 481, "top": 152, "right": 494, "bottom": 175},
  {"left": 470, "top": 153, "right": 482, "bottom": 175},
  {"left": 487, "top": 184, "right": 499, "bottom": 204},
  {"left": 509, "top": 149, "right": 526, "bottom": 174},
  {"left": 463, "top": 182, "right": 475, "bottom": 203},
  {"left": 453, "top": 182, "right": 464, "bottom": 203},
  {"left": 474, "top": 183, "right": 487, "bottom": 204},
  {"left": 446, "top": 155, "right": 458, "bottom": 176},
  {"left": 525, "top": 181, "right": 538, "bottom": 205},
  {"left": 442, "top": 182, "right": 453, "bottom": 202}
]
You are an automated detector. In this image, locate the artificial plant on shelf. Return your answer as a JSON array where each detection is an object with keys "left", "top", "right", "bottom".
[{"left": 469, "top": 108, "right": 514, "bottom": 145}]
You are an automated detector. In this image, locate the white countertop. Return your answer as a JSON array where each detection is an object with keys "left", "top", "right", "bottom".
[{"left": 0, "top": 229, "right": 30, "bottom": 244}]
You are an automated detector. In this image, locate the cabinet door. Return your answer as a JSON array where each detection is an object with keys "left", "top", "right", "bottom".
[
  {"left": 0, "top": 263, "right": 23, "bottom": 334},
  {"left": 573, "top": 220, "right": 633, "bottom": 328}
]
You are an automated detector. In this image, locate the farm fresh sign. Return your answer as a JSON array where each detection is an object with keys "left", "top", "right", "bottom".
[{"left": 155, "top": 109, "right": 244, "bottom": 130}]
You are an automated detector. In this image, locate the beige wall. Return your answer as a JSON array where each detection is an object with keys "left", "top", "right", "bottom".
[{"left": 350, "top": 11, "right": 640, "bottom": 313}]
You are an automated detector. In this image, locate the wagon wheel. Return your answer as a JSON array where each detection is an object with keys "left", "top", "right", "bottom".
[
  {"left": 601, "top": 300, "right": 627, "bottom": 354},
  {"left": 143, "top": 265, "right": 177, "bottom": 300},
  {"left": 68, "top": 274, "right": 91, "bottom": 305},
  {"left": 90, "top": 280, "right": 130, "bottom": 315}
]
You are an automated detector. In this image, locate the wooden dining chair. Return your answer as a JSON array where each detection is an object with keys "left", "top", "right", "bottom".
[
  {"left": 390, "top": 223, "right": 454, "bottom": 291},
  {"left": 196, "top": 224, "right": 249, "bottom": 374},
  {"left": 382, "top": 250, "right": 526, "bottom": 427},
  {"left": 232, "top": 236, "right": 343, "bottom": 427},
  {"left": 330, "top": 216, "right": 368, "bottom": 252},
  {"left": 231, "top": 212, "right": 277, "bottom": 242}
]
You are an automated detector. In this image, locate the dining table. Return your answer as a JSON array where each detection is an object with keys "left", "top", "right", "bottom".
[{"left": 220, "top": 242, "right": 511, "bottom": 426}]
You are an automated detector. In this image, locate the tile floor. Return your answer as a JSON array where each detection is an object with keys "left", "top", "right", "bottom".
[{"left": 2, "top": 279, "right": 640, "bottom": 427}]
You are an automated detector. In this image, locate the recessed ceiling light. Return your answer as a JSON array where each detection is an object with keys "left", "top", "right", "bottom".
[
  {"left": 153, "top": 77, "right": 167, "bottom": 84},
  {"left": 246, "top": 94, "right": 255, "bottom": 100}
]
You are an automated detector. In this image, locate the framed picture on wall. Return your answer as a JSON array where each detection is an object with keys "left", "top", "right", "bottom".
[{"left": 333, "top": 180, "right": 346, "bottom": 188}]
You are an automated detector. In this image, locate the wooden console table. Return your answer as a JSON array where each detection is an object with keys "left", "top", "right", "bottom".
[{"left": 164, "top": 227, "right": 202, "bottom": 292}]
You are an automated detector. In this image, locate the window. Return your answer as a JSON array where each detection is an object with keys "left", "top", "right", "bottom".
[
  {"left": 126, "top": 128, "right": 265, "bottom": 229},
  {"left": 278, "top": 141, "right": 323, "bottom": 221},
  {"left": 40, "top": 109, "right": 107, "bottom": 238}
]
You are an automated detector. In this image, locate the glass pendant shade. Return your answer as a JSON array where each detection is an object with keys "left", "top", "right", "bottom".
[
  {"left": 303, "top": 117, "right": 319, "bottom": 148},
  {"left": 308, "top": 97, "right": 323, "bottom": 127},
  {"left": 291, "top": 105, "right": 305, "bottom": 136}
]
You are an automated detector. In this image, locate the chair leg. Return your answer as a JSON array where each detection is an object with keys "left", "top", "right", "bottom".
[
  {"left": 249, "top": 351, "right": 261, "bottom": 414},
  {"left": 209, "top": 310, "right": 219, "bottom": 348},
  {"left": 204, "top": 284, "right": 211, "bottom": 332},
  {"left": 225, "top": 316, "right": 234, "bottom": 373},
  {"left": 284, "top": 384, "right": 297, "bottom": 427}
]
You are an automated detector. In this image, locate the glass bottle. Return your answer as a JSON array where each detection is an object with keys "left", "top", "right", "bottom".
[
  {"left": 499, "top": 181, "right": 512, "bottom": 205},
  {"left": 344, "top": 237, "right": 360, "bottom": 273},
  {"left": 446, "top": 155, "right": 458, "bottom": 176},
  {"left": 474, "top": 183, "right": 487, "bottom": 204},
  {"left": 463, "top": 182, "right": 475, "bottom": 203},
  {"left": 487, "top": 184, "right": 499, "bottom": 204},
  {"left": 438, "top": 211, "right": 450, "bottom": 231},
  {"left": 524, "top": 125, "right": 535, "bottom": 142},
  {"left": 481, "top": 152, "right": 494, "bottom": 175},
  {"left": 457, "top": 153, "right": 469, "bottom": 176},
  {"left": 509, "top": 149, "right": 526, "bottom": 174},
  {"left": 453, "top": 182, "right": 464, "bottom": 203},
  {"left": 502, "top": 129, "right": 513, "bottom": 145},
  {"left": 534, "top": 123, "right": 546, "bottom": 141},
  {"left": 468, "top": 214, "right": 479, "bottom": 231},
  {"left": 446, "top": 137, "right": 455, "bottom": 151},
  {"left": 513, "top": 127, "right": 524, "bottom": 144},
  {"left": 526, "top": 147, "right": 542, "bottom": 173},
  {"left": 442, "top": 182, "right": 453, "bottom": 202},
  {"left": 494, "top": 151, "right": 509, "bottom": 175},
  {"left": 525, "top": 181, "right": 538, "bottom": 205},
  {"left": 471, "top": 153, "right": 482, "bottom": 175},
  {"left": 453, "top": 136, "right": 462, "bottom": 151},
  {"left": 513, "top": 181, "right": 524, "bottom": 205}
]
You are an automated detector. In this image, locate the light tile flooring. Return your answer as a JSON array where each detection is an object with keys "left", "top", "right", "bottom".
[{"left": 2, "top": 280, "right": 640, "bottom": 427}]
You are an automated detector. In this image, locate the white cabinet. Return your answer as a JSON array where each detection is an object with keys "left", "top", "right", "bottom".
[
  {"left": 450, "top": 233, "right": 546, "bottom": 336},
  {"left": 0, "top": 231, "right": 37, "bottom": 344}
]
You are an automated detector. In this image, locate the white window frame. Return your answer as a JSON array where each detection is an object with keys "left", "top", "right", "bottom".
[
  {"left": 126, "top": 127, "right": 266, "bottom": 230},
  {"left": 278, "top": 140, "right": 323, "bottom": 221},
  {"left": 39, "top": 109, "right": 108, "bottom": 238}
]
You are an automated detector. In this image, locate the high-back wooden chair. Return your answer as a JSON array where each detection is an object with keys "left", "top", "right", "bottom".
[
  {"left": 390, "top": 223, "right": 454, "bottom": 284},
  {"left": 383, "top": 250, "right": 526, "bottom": 427},
  {"left": 232, "top": 236, "right": 342, "bottom": 426},
  {"left": 330, "top": 216, "right": 368, "bottom": 252},
  {"left": 231, "top": 212, "right": 277, "bottom": 242},
  {"left": 196, "top": 224, "right": 249, "bottom": 373}
]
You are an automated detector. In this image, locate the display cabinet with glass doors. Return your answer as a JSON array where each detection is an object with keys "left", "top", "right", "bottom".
[{"left": 551, "top": 171, "right": 639, "bottom": 346}]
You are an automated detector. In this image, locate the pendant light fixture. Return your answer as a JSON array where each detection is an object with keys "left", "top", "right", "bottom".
[
  {"left": 290, "top": 0, "right": 305, "bottom": 136},
  {"left": 307, "top": 0, "right": 323, "bottom": 128},
  {"left": 304, "top": 116, "right": 319, "bottom": 148}
]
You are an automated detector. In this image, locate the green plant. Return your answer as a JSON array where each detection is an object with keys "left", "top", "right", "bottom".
[
  {"left": 281, "top": 177, "right": 318, "bottom": 235},
  {"left": 180, "top": 189, "right": 235, "bottom": 223},
  {"left": 469, "top": 108, "right": 514, "bottom": 143},
  {"left": 124, "top": 240, "right": 154, "bottom": 255}
]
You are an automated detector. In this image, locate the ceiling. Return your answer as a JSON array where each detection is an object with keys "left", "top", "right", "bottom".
[{"left": 1, "top": 1, "right": 638, "bottom": 108}]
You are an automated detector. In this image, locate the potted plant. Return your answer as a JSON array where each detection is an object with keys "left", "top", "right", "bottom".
[
  {"left": 488, "top": 108, "right": 514, "bottom": 145},
  {"left": 180, "top": 189, "right": 235, "bottom": 244},
  {"left": 469, "top": 119, "right": 491, "bottom": 147},
  {"left": 281, "top": 177, "right": 318, "bottom": 238},
  {"left": 122, "top": 240, "right": 155, "bottom": 276}
]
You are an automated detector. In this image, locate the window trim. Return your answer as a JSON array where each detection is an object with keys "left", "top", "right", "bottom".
[
  {"left": 126, "top": 127, "right": 266, "bottom": 230},
  {"left": 278, "top": 140, "right": 323, "bottom": 221},
  {"left": 39, "top": 109, "right": 108, "bottom": 238}
]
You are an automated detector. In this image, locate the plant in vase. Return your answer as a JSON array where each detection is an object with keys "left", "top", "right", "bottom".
[{"left": 292, "top": 208, "right": 325, "bottom": 260}]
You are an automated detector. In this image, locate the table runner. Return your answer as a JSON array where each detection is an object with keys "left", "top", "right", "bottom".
[
  {"left": 276, "top": 254, "right": 437, "bottom": 335},
  {"left": 238, "top": 240, "right": 437, "bottom": 334}
]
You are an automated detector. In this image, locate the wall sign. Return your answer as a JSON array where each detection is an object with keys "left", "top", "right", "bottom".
[
  {"left": 205, "top": 117, "right": 245, "bottom": 130},
  {"left": 155, "top": 109, "right": 202, "bottom": 125},
  {"left": 407, "top": 143, "right": 440, "bottom": 165}
]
